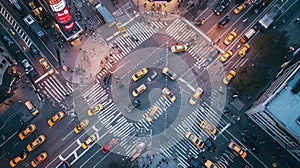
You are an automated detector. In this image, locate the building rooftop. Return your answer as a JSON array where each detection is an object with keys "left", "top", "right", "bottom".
[{"left": 266, "top": 69, "right": 300, "bottom": 139}]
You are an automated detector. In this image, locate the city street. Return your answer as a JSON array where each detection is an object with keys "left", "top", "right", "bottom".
[{"left": 0, "top": 0, "right": 300, "bottom": 168}]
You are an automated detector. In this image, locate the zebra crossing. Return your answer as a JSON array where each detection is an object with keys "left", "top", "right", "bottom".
[
  {"left": 134, "top": 95, "right": 173, "bottom": 130},
  {"left": 82, "top": 83, "right": 139, "bottom": 152},
  {"left": 165, "top": 18, "right": 216, "bottom": 68},
  {"left": 0, "top": 5, "right": 32, "bottom": 47},
  {"left": 37, "top": 75, "right": 73, "bottom": 104},
  {"left": 96, "top": 20, "right": 167, "bottom": 80},
  {"left": 158, "top": 100, "right": 230, "bottom": 167}
]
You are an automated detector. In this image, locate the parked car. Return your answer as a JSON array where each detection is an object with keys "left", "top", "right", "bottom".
[
  {"left": 162, "top": 87, "right": 176, "bottom": 103},
  {"left": 162, "top": 67, "right": 177, "bottom": 80},
  {"left": 132, "top": 67, "right": 148, "bottom": 81},
  {"left": 19, "top": 123, "right": 37, "bottom": 140},
  {"left": 199, "top": 120, "right": 217, "bottom": 135},
  {"left": 189, "top": 87, "right": 204, "bottom": 105},
  {"left": 132, "top": 84, "right": 147, "bottom": 97},
  {"left": 39, "top": 58, "right": 54, "bottom": 74},
  {"left": 1, "top": 33, "right": 14, "bottom": 46},
  {"left": 31, "top": 152, "right": 48, "bottom": 167},
  {"left": 82, "top": 134, "right": 97, "bottom": 149},
  {"left": 205, "top": 159, "right": 219, "bottom": 168},
  {"left": 228, "top": 141, "right": 247, "bottom": 158},
  {"left": 233, "top": 4, "right": 247, "bottom": 14},
  {"left": 9, "top": 152, "right": 27, "bottom": 167},
  {"left": 87, "top": 103, "right": 103, "bottom": 116},
  {"left": 103, "top": 73, "right": 112, "bottom": 88},
  {"left": 238, "top": 43, "right": 250, "bottom": 57},
  {"left": 223, "top": 31, "right": 237, "bottom": 46},
  {"left": 220, "top": 50, "right": 233, "bottom": 62},
  {"left": 48, "top": 111, "right": 65, "bottom": 126},
  {"left": 74, "top": 119, "right": 90, "bottom": 133},
  {"left": 27, "top": 135, "right": 46, "bottom": 152},
  {"left": 223, "top": 70, "right": 236, "bottom": 85},
  {"left": 170, "top": 43, "right": 188, "bottom": 53},
  {"left": 185, "top": 132, "right": 205, "bottom": 148},
  {"left": 29, "top": 44, "right": 39, "bottom": 55},
  {"left": 116, "top": 22, "right": 129, "bottom": 38},
  {"left": 127, "top": 99, "right": 141, "bottom": 112},
  {"left": 101, "top": 138, "right": 118, "bottom": 153},
  {"left": 21, "top": 59, "right": 33, "bottom": 74},
  {"left": 214, "top": 0, "right": 230, "bottom": 15},
  {"left": 218, "top": 15, "right": 231, "bottom": 27}
]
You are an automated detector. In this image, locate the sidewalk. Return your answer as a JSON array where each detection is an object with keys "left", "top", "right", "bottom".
[
  {"left": 133, "top": 0, "right": 181, "bottom": 22},
  {"left": 131, "top": 148, "right": 177, "bottom": 168},
  {"left": 59, "top": 32, "right": 111, "bottom": 85}
]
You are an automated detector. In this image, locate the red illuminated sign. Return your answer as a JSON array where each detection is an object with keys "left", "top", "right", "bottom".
[
  {"left": 55, "top": 6, "right": 71, "bottom": 23},
  {"left": 63, "top": 21, "right": 75, "bottom": 30}
]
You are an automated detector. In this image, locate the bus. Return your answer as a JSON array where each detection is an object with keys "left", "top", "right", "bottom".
[
  {"left": 95, "top": 4, "right": 116, "bottom": 27},
  {"left": 240, "top": 28, "right": 256, "bottom": 43}
]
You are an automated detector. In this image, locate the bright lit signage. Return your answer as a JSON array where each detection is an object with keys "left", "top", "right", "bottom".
[
  {"left": 63, "top": 21, "right": 75, "bottom": 30},
  {"left": 49, "top": 0, "right": 66, "bottom": 12},
  {"left": 55, "top": 6, "right": 71, "bottom": 23}
]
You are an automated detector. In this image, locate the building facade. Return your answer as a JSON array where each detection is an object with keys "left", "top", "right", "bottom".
[{"left": 246, "top": 60, "right": 300, "bottom": 162}]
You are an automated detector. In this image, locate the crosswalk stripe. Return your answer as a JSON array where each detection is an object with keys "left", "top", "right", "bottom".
[
  {"left": 45, "top": 80, "right": 64, "bottom": 100},
  {"left": 130, "top": 25, "right": 147, "bottom": 42},
  {"left": 48, "top": 77, "right": 67, "bottom": 97},
  {"left": 165, "top": 18, "right": 180, "bottom": 32}
]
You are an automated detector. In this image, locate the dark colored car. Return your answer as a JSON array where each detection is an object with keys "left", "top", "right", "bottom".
[
  {"left": 204, "top": 138, "right": 216, "bottom": 152},
  {"left": 127, "top": 99, "right": 141, "bottom": 112},
  {"left": 188, "top": 158, "right": 201, "bottom": 168},
  {"left": 103, "top": 73, "right": 112, "bottom": 88},
  {"left": 2, "top": 33, "right": 14, "bottom": 46},
  {"left": 218, "top": 15, "right": 231, "bottom": 27},
  {"left": 30, "top": 44, "right": 39, "bottom": 55},
  {"left": 214, "top": 0, "right": 230, "bottom": 15},
  {"left": 29, "top": 69, "right": 38, "bottom": 78}
]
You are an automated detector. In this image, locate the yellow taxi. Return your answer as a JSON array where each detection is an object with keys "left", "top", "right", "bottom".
[
  {"left": 27, "top": 135, "right": 47, "bottom": 152},
  {"left": 220, "top": 50, "right": 233, "bottom": 63},
  {"left": 145, "top": 105, "right": 159, "bottom": 122},
  {"left": 82, "top": 134, "right": 97, "bottom": 149},
  {"left": 132, "top": 67, "right": 148, "bottom": 81},
  {"left": 228, "top": 141, "right": 247, "bottom": 158},
  {"left": 48, "top": 111, "right": 65, "bottom": 126},
  {"left": 189, "top": 87, "right": 203, "bottom": 105},
  {"left": 74, "top": 119, "right": 90, "bottom": 133},
  {"left": 31, "top": 152, "right": 48, "bottom": 167},
  {"left": 199, "top": 120, "right": 217, "bottom": 135},
  {"left": 116, "top": 22, "right": 129, "bottom": 38},
  {"left": 205, "top": 159, "right": 218, "bottom": 168},
  {"left": 223, "top": 31, "right": 237, "bottom": 46},
  {"left": 162, "top": 87, "right": 176, "bottom": 103},
  {"left": 132, "top": 84, "right": 147, "bottom": 97},
  {"left": 9, "top": 152, "right": 27, "bottom": 167},
  {"left": 170, "top": 44, "right": 188, "bottom": 53},
  {"left": 185, "top": 132, "right": 205, "bottom": 148},
  {"left": 39, "top": 58, "right": 54, "bottom": 74},
  {"left": 233, "top": 4, "right": 246, "bottom": 14},
  {"left": 19, "top": 123, "right": 37, "bottom": 140},
  {"left": 223, "top": 70, "right": 236, "bottom": 85},
  {"left": 87, "top": 103, "right": 103, "bottom": 116},
  {"left": 238, "top": 43, "right": 250, "bottom": 57},
  {"left": 162, "top": 67, "right": 177, "bottom": 80}
]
